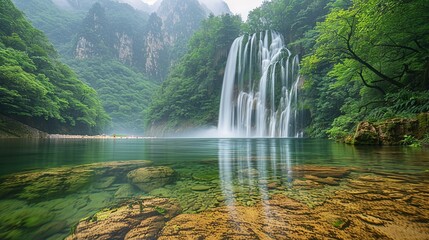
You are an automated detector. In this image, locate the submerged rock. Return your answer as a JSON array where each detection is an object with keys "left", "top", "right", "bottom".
[
  {"left": 92, "top": 176, "right": 116, "bottom": 189},
  {"left": 191, "top": 185, "right": 213, "bottom": 191},
  {"left": 192, "top": 172, "right": 218, "bottom": 181},
  {"left": 127, "top": 166, "right": 176, "bottom": 192},
  {"left": 66, "top": 197, "right": 181, "bottom": 240},
  {"left": 291, "top": 165, "right": 352, "bottom": 179},
  {"left": 0, "top": 160, "right": 152, "bottom": 202},
  {"left": 356, "top": 214, "right": 384, "bottom": 225},
  {"left": 0, "top": 168, "right": 94, "bottom": 201},
  {"left": 114, "top": 184, "right": 137, "bottom": 199}
]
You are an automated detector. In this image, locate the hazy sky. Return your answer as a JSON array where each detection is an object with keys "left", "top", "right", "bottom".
[
  {"left": 142, "top": 0, "right": 265, "bottom": 20},
  {"left": 223, "top": 0, "right": 264, "bottom": 20}
]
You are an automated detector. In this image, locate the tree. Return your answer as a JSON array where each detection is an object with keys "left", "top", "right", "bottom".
[
  {"left": 0, "top": 0, "right": 110, "bottom": 134},
  {"left": 302, "top": 0, "right": 429, "bottom": 138},
  {"left": 145, "top": 14, "right": 242, "bottom": 133}
]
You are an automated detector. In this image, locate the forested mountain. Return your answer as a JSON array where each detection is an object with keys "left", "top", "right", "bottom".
[
  {"left": 0, "top": 0, "right": 109, "bottom": 134},
  {"left": 145, "top": 0, "right": 429, "bottom": 137},
  {"left": 12, "top": 0, "right": 223, "bottom": 134},
  {"left": 146, "top": 14, "right": 242, "bottom": 133},
  {"left": 7, "top": 0, "right": 428, "bottom": 137},
  {"left": 146, "top": 0, "right": 333, "bottom": 133}
]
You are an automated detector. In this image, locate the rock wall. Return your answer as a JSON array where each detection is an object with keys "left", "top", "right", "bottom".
[
  {"left": 0, "top": 115, "right": 48, "bottom": 138},
  {"left": 350, "top": 113, "right": 429, "bottom": 145}
]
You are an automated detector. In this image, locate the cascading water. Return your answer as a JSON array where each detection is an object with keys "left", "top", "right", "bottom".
[{"left": 218, "top": 30, "right": 302, "bottom": 138}]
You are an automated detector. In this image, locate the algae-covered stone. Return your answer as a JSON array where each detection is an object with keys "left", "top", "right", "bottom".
[
  {"left": 149, "top": 188, "right": 173, "bottom": 198},
  {"left": 0, "top": 168, "right": 94, "bottom": 202},
  {"left": 0, "top": 206, "right": 54, "bottom": 228},
  {"left": 66, "top": 197, "right": 181, "bottom": 240},
  {"left": 353, "top": 121, "right": 380, "bottom": 145},
  {"left": 0, "top": 160, "right": 153, "bottom": 202},
  {"left": 114, "top": 184, "right": 136, "bottom": 199},
  {"left": 191, "top": 185, "right": 213, "bottom": 191},
  {"left": 192, "top": 172, "right": 218, "bottom": 181},
  {"left": 127, "top": 166, "right": 176, "bottom": 192},
  {"left": 93, "top": 176, "right": 116, "bottom": 189}
]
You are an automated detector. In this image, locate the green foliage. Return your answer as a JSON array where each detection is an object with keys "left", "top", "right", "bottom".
[
  {"left": 0, "top": 0, "right": 109, "bottom": 134},
  {"left": 154, "top": 206, "right": 166, "bottom": 215},
  {"left": 401, "top": 135, "right": 421, "bottom": 147},
  {"left": 421, "top": 134, "right": 429, "bottom": 146},
  {"left": 146, "top": 14, "right": 242, "bottom": 131},
  {"left": 67, "top": 58, "right": 158, "bottom": 134},
  {"left": 12, "top": 0, "right": 82, "bottom": 54},
  {"left": 301, "top": 0, "right": 429, "bottom": 138},
  {"left": 245, "top": 0, "right": 333, "bottom": 55}
]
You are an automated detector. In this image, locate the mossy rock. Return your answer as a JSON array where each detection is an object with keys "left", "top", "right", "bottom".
[
  {"left": 0, "top": 160, "right": 153, "bottom": 202},
  {"left": 191, "top": 185, "right": 213, "bottom": 191},
  {"left": 0, "top": 169, "right": 95, "bottom": 202},
  {"left": 114, "top": 184, "right": 137, "bottom": 199},
  {"left": 417, "top": 113, "right": 429, "bottom": 138},
  {"left": 127, "top": 166, "right": 176, "bottom": 192},
  {"left": 353, "top": 122, "right": 379, "bottom": 145},
  {"left": 0, "top": 206, "right": 54, "bottom": 228},
  {"left": 192, "top": 172, "right": 218, "bottom": 181},
  {"left": 377, "top": 118, "right": 419, "bottom": 145}
]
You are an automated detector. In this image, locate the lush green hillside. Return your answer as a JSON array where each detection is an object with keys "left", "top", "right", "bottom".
[
  {"left": 145, "top": 14, "right": 242, "bottom": 132},
  {"left": 0, "top": 0, "right": 109, "bottom": 134},
  {"left": 68, "top": 59, "right": 157, "bottom": 134},
  {"left": 145, "top": 0, "right": 331, "bottom": 133},
  {"left": 12, "top": 0, "right": 84, "bottom": 53},
  {"left": 12, "top": 0, "right": 211, "bottom": 134},
  {"left": 301, "top": 0, "right": 429, "bottom": 139},
  {"left": 146, "top": 0, "right": 429, "bottom": 138}
]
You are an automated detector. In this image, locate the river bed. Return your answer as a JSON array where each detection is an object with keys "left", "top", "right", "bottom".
[{"left": 0, "top": 138, "right": 428, "bottom": 239}]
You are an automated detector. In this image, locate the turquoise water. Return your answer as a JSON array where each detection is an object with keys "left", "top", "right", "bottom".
[
  {"left": 0, "top": 138, "right": 428, "bottom": 239},
  {"left": 1, "top": 138, "right": 428, "bottom": 175}
]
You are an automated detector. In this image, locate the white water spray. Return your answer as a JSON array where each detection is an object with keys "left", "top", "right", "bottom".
[{"left": 218, "top": 31, "right": 301, "bottom": 138}]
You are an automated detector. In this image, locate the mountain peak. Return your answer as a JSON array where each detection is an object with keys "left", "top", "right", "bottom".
[
  {"left": 198, "top": 0, "right": 231, "bottom": 15},
  {"left": 148, "top": 0, "right": 230, "bottom": 16}
]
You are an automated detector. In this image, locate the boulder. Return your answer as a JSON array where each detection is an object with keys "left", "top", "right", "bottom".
[
  {"left": 350, "top": 114, "right": 428, "bottom": 145},
  {"left": 377, "top": 118, "right": 418, "bottom": 145},
  {"left": 353, "top": 121, "right": 380, "bottom": 145},
  {"left": 0, "top": 160, "right": 152, "bottom": 202},
  {"left": 127, "top": 166, "right": 176, "bottom": 192},
  {"left": 67, "top": 197, "right": 181, "bottom": 240}
]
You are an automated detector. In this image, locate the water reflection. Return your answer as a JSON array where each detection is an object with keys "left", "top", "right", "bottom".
[{"left": 219, "top": 139, "right": 300, "bottom": 221}]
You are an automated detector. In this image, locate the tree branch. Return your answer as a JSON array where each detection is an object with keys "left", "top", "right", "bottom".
[
  {"left": 359, "top": 100, "right": 386, "bottom": 112},
  {"left": 358, "top": 70, "right": 386, "bottom": 95},
  {"left": 341, "top": 15, "right": 405, "bottom": 88},
  {"left": 375, "top": 43, "right": 420, "bottom": 53}
]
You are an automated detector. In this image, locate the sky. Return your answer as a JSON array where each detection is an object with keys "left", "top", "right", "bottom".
[
  {"left": 224, "top": 0, "right": 264, "bottom": 20},
  {"left": 141, "top": 0, "right": 265, "bottom": 20}
]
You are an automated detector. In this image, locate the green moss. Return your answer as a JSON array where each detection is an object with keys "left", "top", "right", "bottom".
[
  {"left": 417, "top": 113, "right": 429, "bottom": 138},
  {"left": 332, "top": 218, "right": 349, "bottom": 229},
  {"left": 154, "top": 206, "right": 166, "bottom": 215}
]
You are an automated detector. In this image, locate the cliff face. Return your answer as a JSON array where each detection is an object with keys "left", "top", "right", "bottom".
[
  {"left": 0, "top": 115, "right": 48, "bottom": 138},
  {"left": 72, "top": 0, "right": 208, "bottom": 81},
  {"left": 144, "top": 13, "right": 167, "bottom": 79},
  {"left": 156, "top": 0, "right": 205, "bottom": 45},
  {"left": 73, "top": 2, "right": 108, "bottom": 59},
  {"left": 114, "top": 32, "right": 134, "bottom": 65}
]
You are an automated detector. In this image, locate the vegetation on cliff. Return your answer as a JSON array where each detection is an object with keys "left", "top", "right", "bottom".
[
  {"left": 0, "top": 0, "right": 109, "bottom": 134},
  {"left": 145, "top": 14, "right": 242, "bottom": 131}
]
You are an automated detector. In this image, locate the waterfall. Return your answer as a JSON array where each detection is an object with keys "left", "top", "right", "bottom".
[{"left": 218, "top": 31, "right": 302, "bottom": 138}]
